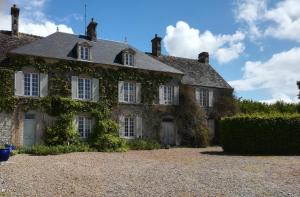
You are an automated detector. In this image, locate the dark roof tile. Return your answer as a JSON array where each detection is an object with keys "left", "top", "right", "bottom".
[
  {"left": 10, "top": 32, "right": 183, "bottom": 74},
  {"left": 151, "top": 55, "right": 232, "bottom": 89}
]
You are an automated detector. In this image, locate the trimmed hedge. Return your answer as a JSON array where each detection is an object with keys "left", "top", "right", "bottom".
[
  {"left": 221, "top": 113, "right": 300, "bottom": 155},
  {"left": 19, "top": 144, "right": 95, "bottom": 155},
  {"left": 126, "top": 139, "right": 161, "bottom": 150}
]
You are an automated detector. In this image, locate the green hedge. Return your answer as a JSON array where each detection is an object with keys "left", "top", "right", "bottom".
[
  {"left": 19, "top": 144, "right": 95, "bottom": 155},
  {"left": 221, "top": 113, "right": 300, "bottom": 155},
  {"left": 126, "top": 139, "right": 161, "bottom": 150}
]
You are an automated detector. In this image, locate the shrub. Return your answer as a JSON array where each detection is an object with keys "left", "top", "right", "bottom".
[
  {"left": 92, "top": 133, "right": 128, "bottom": 152},
  {"left": 176, "top": 89, "right": 209, "bottom": 147},
  {"left": 127, "top": 139, "right": 161, "bottom": 150},
  {"left": 237, "top": 100, "right": 300, "bottom": 114},
  {"left": 221, "top": 113, "right": 300, "bottom": 155},
  {"left": 19, "top": 144, "right": 94, "bottom": 155},
  {"left": 44, "top": 113, "right": 80, "bottom": 146}
]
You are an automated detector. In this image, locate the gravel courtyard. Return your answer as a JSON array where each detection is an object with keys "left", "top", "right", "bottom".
[{"left": 0, "top": 147, "right": 299, "bottom": 197}]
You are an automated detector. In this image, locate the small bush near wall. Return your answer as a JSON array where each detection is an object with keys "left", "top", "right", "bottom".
[
  {"left": 221, "top": 113, "right": 300, "bottom": 155},
  {"left": 126, "top": 139, "right": 161, "bottom": 150}
]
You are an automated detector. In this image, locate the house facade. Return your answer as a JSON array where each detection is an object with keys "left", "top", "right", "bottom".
[{"left": 0, "top": 5, "right": 233, "bottom": 147}]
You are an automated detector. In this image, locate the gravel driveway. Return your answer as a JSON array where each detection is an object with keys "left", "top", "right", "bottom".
[{"left": 0, "top": 147, "right": 299, "bottom": 197}]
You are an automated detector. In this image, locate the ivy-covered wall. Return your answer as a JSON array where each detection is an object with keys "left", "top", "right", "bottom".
[{"left": 0, "top": 55, "right": 178, "bottom": 146}]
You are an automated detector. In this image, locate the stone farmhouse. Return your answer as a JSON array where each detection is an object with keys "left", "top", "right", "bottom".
[{"left": 0, "top": 5, "right": 232, "bottom": 147}]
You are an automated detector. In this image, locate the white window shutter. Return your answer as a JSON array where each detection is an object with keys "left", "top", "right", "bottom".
[
  {"left": 73, "top": 115, "right": 79, "bottom": 132},
  {"left": 209, "top": 89, "right": 214, "bottom": 107},
  {"left": 135, "top": 116, "right": 143, "bottom": 138},
  {"left": 159, "top": 85, "right": 164, "bottom": 104},
  {"left": 14, "top": 71, "right": 24, "bottom": 96},
  {"left": 92, "top": 78, "right": 99, "bottom": 102},
  {"left": 174, "top": 85, "right": 179, "bottom": 105},
  {"left": 39, "top": 73, "right": 48, "bottom": 97},
  {"left": 118, "top": 81, "right": 124, "bottom": 103},
  {"left": 195, "top": 88, "right": 200, "bottom": 103},
  {"left": 71, "top": 76, "right": 78, "bottom": 99},
  {"left": 136, "top": 83, "right": 142, "bottom": 103},
  {"left": 119, "top": 115, "right": 125, "bottom": 137}
]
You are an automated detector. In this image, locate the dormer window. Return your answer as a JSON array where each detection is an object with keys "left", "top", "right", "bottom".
[
  {"left": 124, "top": 53, "right": 134, "bottom": 66},
  {"left": 122, "top": 48, "right": 135, "bottom": 66},
  {"left": 80, "top": 46, "right": 89, "bottom": 60},
  {"left": 77, "top": 42, "right": 92, "bottom": 61}
]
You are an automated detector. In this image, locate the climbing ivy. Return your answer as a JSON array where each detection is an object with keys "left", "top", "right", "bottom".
[{"left": 0, "top": 55, "right": 173, "bottom": 146}]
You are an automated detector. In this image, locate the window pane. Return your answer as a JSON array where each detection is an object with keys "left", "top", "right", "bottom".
[
  {"left": 125, "top": 53, "right": 129, "bottom": 65},
  {"left": 129, "top": 117, "right": 134, "bottom": 137},
  {"left": 24, "top": 73, "right": 31, "bottom": 96},
  {"left": 124, "top": 117, "right": 129, "bottom": 136},
  {"left": 78, "top": 79, "right": 84, "bottom": 99},
  {"left": 31, "top": 74, "right": 39, "bottom": 96},
  {"left": 85, "top": 79, "right": 91, "bottom": 99},
  {"left": 84, "top": 48, "right": 89, "bottom": 60},
  {"left": 124, "top": 82, "right": 129, "bottom": 102},
  {"left": 80, "top": 46, "right": 84, "bottom": 59},
  {"left": 78, "top": 117, "right": 84, "bottom": 138},
  {"left": 129, "top": 54, "right": 133, "bottom": 66}
]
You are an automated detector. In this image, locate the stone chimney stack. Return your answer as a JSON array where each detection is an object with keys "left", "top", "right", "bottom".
[
  {"left": 11, "top": 4, "right": 20, "bottom": 36},
  {"left": 87, "top": 18, "right": 97, "bottom": 41},
  {"left": 151, "top": 34, "right": 162, "bottom": 56},
  {"left": 198, "top": 52, "right": 209, "bottom": 63}
]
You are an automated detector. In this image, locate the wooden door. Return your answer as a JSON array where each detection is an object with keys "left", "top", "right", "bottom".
[
  {"left": 161, "top": 121, "right": 175, "bottom": 145},
  {"left": 23, "top": 113, "right": 36, "bottom": 147}
]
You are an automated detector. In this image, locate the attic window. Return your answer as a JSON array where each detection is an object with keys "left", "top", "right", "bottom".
[
  {"left": 79, "top": 46, "right": 89, "bottom": 60},
  {"left": 122, "top": 48, "right": 136, "bottom": 66},
  {"left": 124, "top": 53, "right": 134, "bottom": 66}
]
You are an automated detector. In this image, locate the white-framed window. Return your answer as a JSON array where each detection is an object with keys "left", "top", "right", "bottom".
[
  {"left": 163, "top": 85, "right": 173, "bottom": 105},
  {"left": 196, "top": 88, "right": 213, "bottom": 107},
  {"left": 24, "top": 73, "right": 39, "bottom": 96},
  {"left": 78, "top": 78, "right": 91, "bottom": 100},
  {"left": 124, "top": 53, "right": 134, "bottom": 66},
  {"left": 124, "top": 116, "right": 135, "bottom": 138},
  {"left": 124, "top": 82, "right": 136, "bottom": 103},
  {"left": 118, "top": 81, "right": 141, "bottom": 104},
  {"left": 159, "top": 85, "right": 179, "bottom": 105},
  {"left": 119, "top": 115, "right": 142, "bottom": 139},
  {"left": 78, "top": 116, "right": 92, "bottom": 139},
  {"left": 71, "top": 76, "right": 99, "bottom": 101},
  {"left": 79, "top": 46, "right": 89, "bottom": 60},
  {"left": 199, "top": 88, "right": 209, "bottom": 106}
]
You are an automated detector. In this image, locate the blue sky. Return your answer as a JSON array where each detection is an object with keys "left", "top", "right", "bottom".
[{"left": 1, "top": 0, "right": 299, "bottom": 103}]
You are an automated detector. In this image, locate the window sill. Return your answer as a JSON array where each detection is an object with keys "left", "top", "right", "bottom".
[
  {"left": 118, "top": 102, "right": 140, "bottom": 105},
  {"left": 15, "top": 95, "right": 40, "bottom": 98}
]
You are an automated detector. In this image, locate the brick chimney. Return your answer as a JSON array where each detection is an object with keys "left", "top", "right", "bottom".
[
  {"left": 11, "top": 4, "right": 20, "bottom": 36},
  {"left": 87, "top": 18, "right": 97, "bottom": 41},
  {"left": 198, "top": 52, "right": 209, "bottom": 63},
  {"left": 151, "top": 34, "right": 162, "bottom": 56}
]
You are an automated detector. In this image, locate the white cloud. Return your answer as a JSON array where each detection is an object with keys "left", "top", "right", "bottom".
[
  {"left": 229, "top": 47, "right": 300, "bottom": 103},
  {"left": 0, "top": 0, "right": 73, "bottom": 36},
  {"left": 235, "top": 0, "right": 300, "bottom": 42},
  {"left": 163, "top": 21, "right": 245, "bottom": 64}
]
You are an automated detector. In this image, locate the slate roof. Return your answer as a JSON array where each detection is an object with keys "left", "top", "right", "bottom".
[
  {"left": 10, "top": 32, "right": 183, "bottom": 74},
  {"left": 0, "top": 30, "right": 41, "bottom": 65},
  {"left": 151, "top": 55, "right": 232, "bottom": 89}
]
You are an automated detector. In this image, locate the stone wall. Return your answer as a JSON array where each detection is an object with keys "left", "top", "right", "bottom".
[{"left": 0, "top": 113, "right": 13, "bottom": 145}]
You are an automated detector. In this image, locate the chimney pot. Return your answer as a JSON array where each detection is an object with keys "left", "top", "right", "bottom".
[
  {"left": 87, "top": 18, "right": 98, "bottom": 41},
  {"left": 151, "top": 34, "right": 162, "bottom": 56},
  {"left": 11, "top": 4, "right": 20, "bottom": 36},
  {"left": 198, "top": 52, "right": 209, "bottom": 63}
]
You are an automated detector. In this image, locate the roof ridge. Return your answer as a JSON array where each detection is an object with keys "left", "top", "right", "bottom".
[
  {"left": 54, "top": 31, "right": 128, "bottom": 45},
  {"left": 0, "top": 30, "right": 42, "bottom": 38}
]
